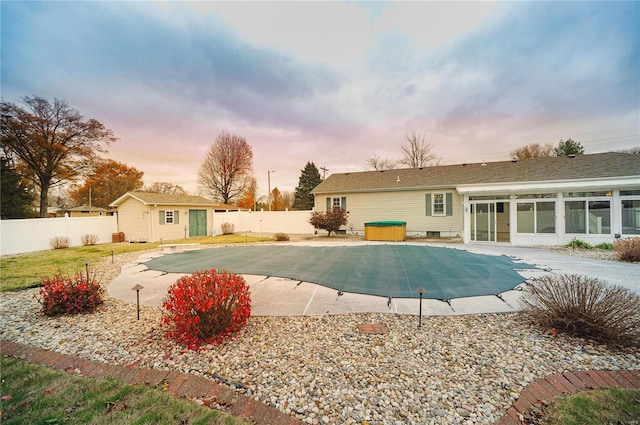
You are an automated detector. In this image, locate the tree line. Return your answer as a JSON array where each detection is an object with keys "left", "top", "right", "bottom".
[
  {"left": 3, "top": 95, "right": 637, "bottom": 219},
  {"left": 1, "top": 96, "right": 323, "bottom": 218}
]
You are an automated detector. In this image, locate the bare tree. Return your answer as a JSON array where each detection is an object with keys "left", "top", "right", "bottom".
[
  {"left": 400, "top": 132, "right": 438, "bottom": 168},
  {"left": 144, "top": 182, "right": 187, "bottom": 195},
  {"left": 616, "top": 146, "right": 640, "bottom": 155},
  {"left": 198, "top": 131, "right": 253, "bottom": 204},
  {"left": 366, "top": 154, "right": 398, "bottom": 171},
  {"left": 510, "top": 143, "right": 553, "bottom": 160},
  {"left": 1, "top": 96, "right": 116, "bottom": 217}
]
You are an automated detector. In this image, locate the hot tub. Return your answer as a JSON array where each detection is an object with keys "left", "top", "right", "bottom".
[{"left": 364, "top": 221, "right": 406, "bottom": 242}]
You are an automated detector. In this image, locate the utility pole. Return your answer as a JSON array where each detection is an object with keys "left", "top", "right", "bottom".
[
  {"left": 320, "top": 166, "right": 328, "bottom": 180},
  {"left": 267, "top": 170, "right": 275, "bottom": 211}
]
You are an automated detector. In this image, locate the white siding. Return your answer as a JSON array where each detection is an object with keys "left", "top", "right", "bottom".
[
  {"left": 116, "top": 198, "right": 151, "bottom": 242},
  {"left": 317, "top": 190, "right": 463, "bottom": 237}
]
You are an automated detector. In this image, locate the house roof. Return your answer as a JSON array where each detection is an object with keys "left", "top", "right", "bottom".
[
  {"left": 312, "top": 152, "right": 640, "bottom": 194},
  {"left": 68, "top": 205, "right": 109, "bottom": 212},
  {"left": 110, "top": 191, "right": 218, "bottom": 207}
]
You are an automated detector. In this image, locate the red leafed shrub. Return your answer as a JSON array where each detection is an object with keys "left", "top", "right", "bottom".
[
  {"left": 36, "top": 273, "right": 105, "bottom": 316},
  {"left": 161, "top": 269, "right": 251, "bottom": 349}
]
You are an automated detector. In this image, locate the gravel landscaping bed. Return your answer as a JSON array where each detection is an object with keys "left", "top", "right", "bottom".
[{"left": 2, "top": 247, "right": 638, "bottom": 425}]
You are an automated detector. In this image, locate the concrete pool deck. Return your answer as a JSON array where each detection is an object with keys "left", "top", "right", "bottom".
[{"left": 107, "top": 241, "right": 640, "bottom": 317}]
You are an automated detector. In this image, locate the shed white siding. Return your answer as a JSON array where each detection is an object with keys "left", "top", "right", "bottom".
[{"left": 116, "top": 198, "right": 151, "bottom": 242}]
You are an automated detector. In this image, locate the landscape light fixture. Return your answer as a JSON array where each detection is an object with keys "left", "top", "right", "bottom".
[
  {"left": 132, "top": 284, "right": 144, "bottom": 320},
  {"left": 416, "top": 287, "right": 426, "bottom": 328},
  {"left": 84, "top": 261, "right": 90, "bottom": 281}
]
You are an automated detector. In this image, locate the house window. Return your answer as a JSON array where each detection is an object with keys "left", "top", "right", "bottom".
[
  {"left": 433, "top": 193, "right": 445, "bottom": 215},
  {"left": 565, "top": 199, "right": 610, "bottom": 234},
  {"left": 159, "top": 210, "right": 180, "bottom": 225},
  {"left": 326, "top": 197, "right": 347, "bottom": 211},
  {"left": 425, "top": 192, "right": 452, "bottom": 216},
  {"left": 517, "top": 201, "right": 555, "bottom": 234}
]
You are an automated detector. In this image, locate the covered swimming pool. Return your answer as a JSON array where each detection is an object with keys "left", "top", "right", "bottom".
[{"left": 144, "top": 245, "right": 537, "bottom": 300}]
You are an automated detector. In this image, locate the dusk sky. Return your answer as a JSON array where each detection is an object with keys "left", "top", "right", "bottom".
[{"left": 2, "top": 1, "right": 639, "bottom": 198}]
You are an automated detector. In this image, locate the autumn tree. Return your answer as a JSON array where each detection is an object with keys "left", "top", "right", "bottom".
[
  {"left": 198, "top": 131, "right": 253, "bottom": 204},
  {"left": 510, "top": 143, "right": 553, "bottom": 160},
  {"left": 293, "top": 162, "right": 322, "bottom": 210},
  {"left": 400, "top": 132, "right": 438, "bottom": 168},
  {"left": 309, "top": 207, "right": 348, "bottom": 237},
  {"left": 1, "top": 156, "right": 36, "bottom": 218},
  {"left": 70, "top": 159, "right": 143, "bottom": 209},
  {"left": 236, "top": 177, "right": 257, "bottom": 210},
  {"left": 144, "top": 182, "right": 187, "bottom": 195},
  {"left": 271, "top": 187, "right": 286, "bottom": 211},
  {"left": 553, "top": 139, "right": 584, "bottom": 157},
  {"left": 1, "top": 96, "right": 116, "bottom": 217}
]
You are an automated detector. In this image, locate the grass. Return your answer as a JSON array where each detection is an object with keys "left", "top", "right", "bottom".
[
  {"left": 541, "top": 387, "right": 640, "bottom": 425},
  {"left": 0, "top": 234, "right": 272, "bottom": 292},
  {"left": 0, "top": 356, "right": 250, "bottom": 425}
]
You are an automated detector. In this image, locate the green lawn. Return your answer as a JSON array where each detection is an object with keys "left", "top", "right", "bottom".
[
  {"left": 540, "top": 387, "right": 640, "bottom": 425},
  {"left": 0, "top": 356, "right": 250, "bottom": 425},
  {"left": 0, "top": 234, "right": 272, "bottom": 291}
]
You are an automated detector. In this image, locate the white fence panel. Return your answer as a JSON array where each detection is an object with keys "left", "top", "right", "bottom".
[
  {"left": 1, "top": 216, "right": 118, "bottom": 256},
  {"left": 212, "top": 210, "right": 315, "bottom": 235}
]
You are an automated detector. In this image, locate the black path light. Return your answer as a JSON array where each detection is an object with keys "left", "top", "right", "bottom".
[
  {"left": 416, "top": 287, "right": 426, "bottom": 328},
  {"left": 132, "top": 284, "right": 144, "bottom": 320},
  {"left": 84, "top": 261, "right": 90, "bottom": 281}
]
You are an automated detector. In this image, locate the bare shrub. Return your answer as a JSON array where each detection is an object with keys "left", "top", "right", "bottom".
[
  {"left": 520, "top": 274, "right": 640, "bottom": 346},
  {"left": 50, "top": 236, "right": 71, "bottom": 249},
  {"left": 274, "top": 233, "right": 290, "bottom": 241},
  {"left": 613, "top": 237, "right": 640, "bottom": 262},
  {"left": 81, "top": 234, "right": 99, "bottom": 246},
  {"left": 221, "top": 222, "right": 235, "bottom": 235}
]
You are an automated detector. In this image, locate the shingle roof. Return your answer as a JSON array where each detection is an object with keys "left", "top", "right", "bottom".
[
  {"left": 110, "top": 191, "right": 218, "bottom": 207},
  {"left": 312, "top": 152, "right": 640, "bottom": 194},
  {"left": 68, "top": 205, "right": 109, "bottom": 212}
]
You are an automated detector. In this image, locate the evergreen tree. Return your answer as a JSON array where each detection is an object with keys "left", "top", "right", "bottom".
[
  {"left": 553, "top": 139, "right": 585, "bottom": 157},
  {"left": 293, "top": 162, "right": 322, "bottom": 210},
  {"left": 1, "top": 157, "right": 36, "bottom": 218}
]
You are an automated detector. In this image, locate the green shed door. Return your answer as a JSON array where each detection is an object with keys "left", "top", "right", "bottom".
[{"left": 189, "top": 210, "right": 207, "bottom": 237}]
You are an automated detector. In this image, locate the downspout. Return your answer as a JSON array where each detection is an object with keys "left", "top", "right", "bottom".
[{"left": 149, "top": 205, "right": 155, "bottom": 242}]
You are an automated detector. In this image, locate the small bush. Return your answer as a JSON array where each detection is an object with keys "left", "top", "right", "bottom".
[
  {"left": 594, "top": 242, "right": 613, "bottom": 250},
  {"left": 81, "top": 234, "right": 99, "bottom": 246},
  {"left": 162, "top": 269, "right": 251, "bottom": 349},
  {"left": 613, "top": 237, "right": 640, "bottom": 262},
  {"left": 50, "top": 236, "right": 71, "bottom": 249},
  {"left": 36, "top": 273, "right": 105, "bottom": 316},
  {"left": 309, "top": 207, "right": 348, "bottom": 236},
  {"left": 274, "top": 233, "right": 290, "bottom": 241},
  {"left": 564, "top": 238, "right": 592, "bottom": 250},
  {"left": 520, "top": 274, "right": 640, "bottom": 346},
  {"left": 221, "top": 222, "right": 235, "bottom": 235}
]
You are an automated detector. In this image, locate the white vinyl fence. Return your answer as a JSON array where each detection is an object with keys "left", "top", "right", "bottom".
[
  {"left": 212, "top": 210, "right": 315, "bottom": 235},
  {"left": 0, "top": 215, "right": 118, "bottom": 256}
]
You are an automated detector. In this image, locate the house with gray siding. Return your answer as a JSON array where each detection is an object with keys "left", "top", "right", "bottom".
[{"left": 312, "top": 152, "right": 640, "bottom": 246}]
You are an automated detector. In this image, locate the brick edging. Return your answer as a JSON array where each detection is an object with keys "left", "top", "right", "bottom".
[
  {"left": 494, "top": 369, "right": 640, "bottom": 425},
  {"left": 0, "top": 340, "right": 301, "bottom": 425}
]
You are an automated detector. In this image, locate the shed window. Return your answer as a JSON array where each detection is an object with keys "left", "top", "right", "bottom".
[{"left": 159, "top": 210, "right": 180, "bottom": 225}]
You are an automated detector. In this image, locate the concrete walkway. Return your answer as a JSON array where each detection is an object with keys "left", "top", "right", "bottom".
[
  {"left": 2, "top": 340, "right": 638, "bottom": 425},
  {"left": 108, "top": 241, "right": 640, "bottom": 316}
]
